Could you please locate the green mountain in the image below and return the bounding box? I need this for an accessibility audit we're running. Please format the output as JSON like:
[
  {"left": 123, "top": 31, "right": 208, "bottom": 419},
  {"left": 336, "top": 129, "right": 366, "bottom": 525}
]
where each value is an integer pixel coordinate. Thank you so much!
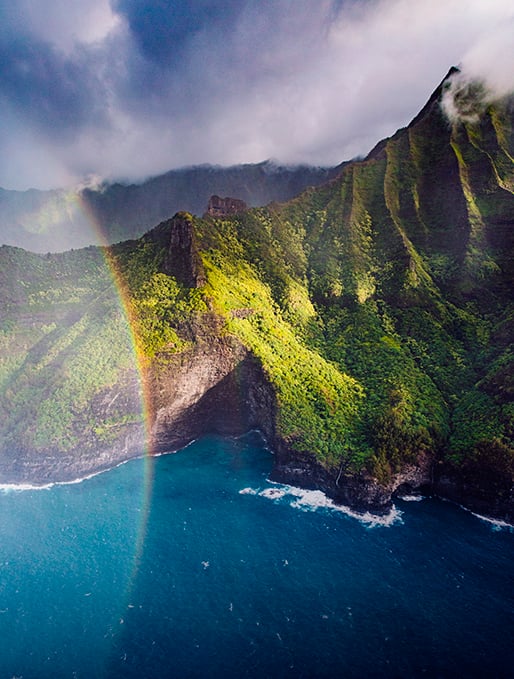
[{"left": 0, "top": 70, "right": 512, "bottom": 520}]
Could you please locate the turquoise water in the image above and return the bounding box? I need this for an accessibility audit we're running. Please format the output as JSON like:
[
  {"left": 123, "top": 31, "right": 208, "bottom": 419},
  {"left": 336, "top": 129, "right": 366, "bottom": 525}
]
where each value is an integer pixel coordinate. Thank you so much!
[{"left": 0, "top": 432, "right": 513, "bottom": 678}]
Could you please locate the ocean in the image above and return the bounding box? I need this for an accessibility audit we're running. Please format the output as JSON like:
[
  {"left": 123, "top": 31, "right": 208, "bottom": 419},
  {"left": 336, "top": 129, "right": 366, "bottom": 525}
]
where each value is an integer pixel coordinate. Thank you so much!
[{"left": 0, "top": 432, "right": 512, "bottom": 678}]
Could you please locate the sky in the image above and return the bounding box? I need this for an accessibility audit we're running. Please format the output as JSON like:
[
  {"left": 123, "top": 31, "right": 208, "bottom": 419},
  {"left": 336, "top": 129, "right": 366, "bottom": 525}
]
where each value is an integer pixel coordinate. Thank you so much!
[{"left": 0, "top": 0, "right": 513, "bottom": 191}]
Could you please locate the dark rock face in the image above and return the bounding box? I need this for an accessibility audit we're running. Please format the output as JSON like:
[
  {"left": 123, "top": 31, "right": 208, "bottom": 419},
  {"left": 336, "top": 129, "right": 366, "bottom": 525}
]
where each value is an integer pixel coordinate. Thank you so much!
[
  {"left": 147, "top": 332, "right": 276, "bottom": 454},
  {"left": 151, "top": 213, "right": 206, "bottom": 287},
  {"left": 434, "top": 464, "right": 514, "bottom": 524},
  {"left": 272, "top": 446, "right": 514, "bottom": 522},
  {"left": 206, "top": 195, "right": 248, "bottom": 218},
  {"left": 271, "top": 448, "right": 434, "bottom": 515}
]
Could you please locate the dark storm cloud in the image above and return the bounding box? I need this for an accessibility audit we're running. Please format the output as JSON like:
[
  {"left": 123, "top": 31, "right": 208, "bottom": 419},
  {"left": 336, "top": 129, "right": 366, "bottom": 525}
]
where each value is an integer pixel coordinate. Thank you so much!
[
  {"left": 0, "top": 0, "right": 513, "bottom": 190},
  {"left": 0, "top": 35, "right": 107, "bottom": 137},
  {"left": 112, "top": 0, "right": 243, "bottom": 65}
]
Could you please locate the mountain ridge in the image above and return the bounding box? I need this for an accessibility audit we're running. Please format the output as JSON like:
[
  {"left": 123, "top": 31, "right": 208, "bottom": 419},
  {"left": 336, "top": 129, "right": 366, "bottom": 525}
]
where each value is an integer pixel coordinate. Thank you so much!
[
  {"left": 0, "top": 71, "right": 512, "bottom": 520},
  {"left": 0, "top": 161, "right": 340, "bottom": 253}
]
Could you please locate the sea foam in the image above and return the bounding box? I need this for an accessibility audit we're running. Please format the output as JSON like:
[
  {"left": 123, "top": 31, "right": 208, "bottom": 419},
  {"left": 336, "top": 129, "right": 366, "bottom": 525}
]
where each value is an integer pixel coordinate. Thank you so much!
[
  {"left": 469, "top": 511, "right": 514, "bottom": 532},
  {"left": 239, "top": 487, "right": 258, "bottom": 496},
  {"left": 439, "top": 497, "right": 514, "bottom": 531},
  {"left": 0, "top": 481, "right": 55, "bottom": 493},
  {"left": 0, "top": 456, "right": 142, "bottom": 494},
  {"left": 240, "top": 482, "right": 402, "bottom": 528}
]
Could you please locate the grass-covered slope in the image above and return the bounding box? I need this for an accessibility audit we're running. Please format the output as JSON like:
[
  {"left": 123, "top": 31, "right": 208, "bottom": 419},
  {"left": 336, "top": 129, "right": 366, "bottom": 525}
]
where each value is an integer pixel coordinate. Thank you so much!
[
  {"left": 176, "top": 71, "right": 513, "bottom": 495},
  {"left": 0, "top": 71, "right": 512, "bottom": 512},
  {"left": 0, "top": 245, "right": 145, "bottom": 480}
]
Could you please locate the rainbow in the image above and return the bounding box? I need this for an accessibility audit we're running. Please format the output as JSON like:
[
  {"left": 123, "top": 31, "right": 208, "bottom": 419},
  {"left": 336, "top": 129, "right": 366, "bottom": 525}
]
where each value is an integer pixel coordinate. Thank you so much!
[
  {"left": 16, "top": 185, "right": 157, "bottom": 466},
  {"left": 74, "top": 192, "right": 156, "bottom": 588},
  {"left": 5, "top": 187, "right": 175, "bottom": 671}
]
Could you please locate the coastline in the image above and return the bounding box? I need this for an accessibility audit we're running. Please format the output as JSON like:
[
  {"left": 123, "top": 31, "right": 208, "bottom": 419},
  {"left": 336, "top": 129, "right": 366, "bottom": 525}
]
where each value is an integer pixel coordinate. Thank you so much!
[
  {"left": 270, "top": 443, "right": 514, "bottom": 526},
  {"left": 2, "top": 427, "right": 512, "bottom": 528}
]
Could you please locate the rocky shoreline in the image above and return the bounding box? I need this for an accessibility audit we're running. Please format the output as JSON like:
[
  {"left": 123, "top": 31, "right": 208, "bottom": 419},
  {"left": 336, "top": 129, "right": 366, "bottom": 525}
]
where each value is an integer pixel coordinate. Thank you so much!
[
  {"left": 0, "top": 305, "right": 511, "bottom": 522},
  {"left": 270, "top": 448, "right": 434, "bottom": 516},
  {"left": 2, "top": 348, "right": 512, "bottom": 524},
  {"left": 4, "top": 425, "right": 513, "bottom": 525},
  {"left": 272, "top": 451, "right": 514, "bottom": 524}
]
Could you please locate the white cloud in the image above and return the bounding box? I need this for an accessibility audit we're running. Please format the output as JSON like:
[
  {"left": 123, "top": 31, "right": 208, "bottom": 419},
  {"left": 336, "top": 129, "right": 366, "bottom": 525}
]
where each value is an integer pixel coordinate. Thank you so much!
[
  {"left": 1, "top": 0, "right": 513, "bottom": 190},
  {"left": 461, "top": 22, "right": 514, "bottom": 97},
  {"left": 17, "top": 0, "right": 122, "bottom": 52}
]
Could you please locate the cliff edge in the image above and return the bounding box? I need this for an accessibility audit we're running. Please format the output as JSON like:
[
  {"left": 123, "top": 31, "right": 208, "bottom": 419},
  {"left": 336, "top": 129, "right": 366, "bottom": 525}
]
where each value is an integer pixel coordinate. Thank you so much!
[{"left": 0, "top": 71, "right": 512, "bottom": 523}]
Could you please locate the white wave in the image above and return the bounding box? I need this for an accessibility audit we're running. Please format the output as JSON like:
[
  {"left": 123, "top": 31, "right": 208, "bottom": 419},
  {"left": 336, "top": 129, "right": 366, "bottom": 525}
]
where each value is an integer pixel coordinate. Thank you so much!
[
  {"left": 470, "top": 511, "right": 514, "bottom": 531},
  {"left": 287, "top": 487, "right": 402, "bottom": 528},
  {"left": 239, "top": 487, "right": 258, "bottom": 495},
  {"left": 0, "top": 470, "right": 102, "bottom": 493},
  {"left": 243, "top": 481, "right": 402, "bottom": 528},
  {"left": 440, "top": 497, "right": 514, "bottom": 531},
  {"left": 155, "top": 437, "right": 198, "bottom": 457},
  {"left": 397, "top": 494, "right": 424, "bottom": 502},
  {"left": 0, "top": 481, "right": 55, "bottom": 493},
  {"left": 0, "top": 455, "right": 146, "bottom": 494},
  {"left": 259, "top": 487, "right": 287, "bottom": 500}
]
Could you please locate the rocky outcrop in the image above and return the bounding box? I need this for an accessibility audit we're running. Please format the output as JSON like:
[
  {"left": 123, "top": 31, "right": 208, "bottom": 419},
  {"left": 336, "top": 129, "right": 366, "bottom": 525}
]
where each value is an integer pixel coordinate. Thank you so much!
[
  {"left": 271, "top": 447, "right": 434, "bottom": 514},
  {"left": 153, "top": 212, "right": 206, "bottom": 287},
  {"left": 206, "top": 195, "right": 247, "bottom": 218}
]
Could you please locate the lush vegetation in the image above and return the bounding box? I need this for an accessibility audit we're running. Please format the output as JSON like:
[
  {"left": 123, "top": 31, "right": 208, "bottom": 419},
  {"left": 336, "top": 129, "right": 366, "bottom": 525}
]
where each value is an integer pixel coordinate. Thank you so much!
[
  {"left": 109, "top": 238, "right": 207, "bottom": 358},
  {"left": 0, "top": 78, "right": 512, "bottom": 491},
  {"left": 0, "top": 246, "right": 142, "bottom": 455},
  {"left": 196, "top": 216, "right": 368, "bottom": 470},
  {"left": 187, "top": 85, "right": 514, "bottom": 482}
]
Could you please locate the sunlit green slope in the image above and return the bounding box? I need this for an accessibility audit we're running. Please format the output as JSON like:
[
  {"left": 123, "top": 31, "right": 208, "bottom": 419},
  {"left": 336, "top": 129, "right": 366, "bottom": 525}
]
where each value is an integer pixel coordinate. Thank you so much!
[
  {"left": 183, "top": 72, "right": 514, "bottom": 484},
  {"left": 0, "top": 71, "right": 512, "bottom": 496},
  {"left": 0, "top": 246, "right": 143, "bottom": 476}
]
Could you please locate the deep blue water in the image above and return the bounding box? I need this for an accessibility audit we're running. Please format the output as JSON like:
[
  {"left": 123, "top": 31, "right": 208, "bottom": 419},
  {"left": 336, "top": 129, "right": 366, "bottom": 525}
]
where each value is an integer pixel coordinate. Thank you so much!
[{"left": 0, "top": 433, "right": 513, "bottom": 678}]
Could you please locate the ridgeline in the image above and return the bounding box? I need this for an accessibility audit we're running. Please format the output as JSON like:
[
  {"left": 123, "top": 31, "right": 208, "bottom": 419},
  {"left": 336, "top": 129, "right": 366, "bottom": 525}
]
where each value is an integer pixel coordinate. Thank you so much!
[{"left": 0, "top": 70, "right": 512, "bottom": 520}]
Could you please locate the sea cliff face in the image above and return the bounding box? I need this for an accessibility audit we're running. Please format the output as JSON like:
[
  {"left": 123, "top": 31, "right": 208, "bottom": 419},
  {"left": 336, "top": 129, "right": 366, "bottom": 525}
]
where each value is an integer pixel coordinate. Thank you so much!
[
  {"left": 147, "top": 324, "right": 276, "bottom": 453},
  {"left": 271, "top": 448, "right": 434, "bottom": 514},
  {"left": 0, "top": 70, "right": 512, "bottom": 522}
]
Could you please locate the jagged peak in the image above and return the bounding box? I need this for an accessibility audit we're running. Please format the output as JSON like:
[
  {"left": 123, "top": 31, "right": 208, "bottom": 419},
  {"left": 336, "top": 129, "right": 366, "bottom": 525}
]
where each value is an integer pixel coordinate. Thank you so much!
[
  {"left": 407, "top": 66, "right": 460, "bottom": 128},
  {"left": 147, "top": 212, "right": 205, "bottom": 288},
  {"left": 365, "top": 67, "right": 461, "bottom": 161}
]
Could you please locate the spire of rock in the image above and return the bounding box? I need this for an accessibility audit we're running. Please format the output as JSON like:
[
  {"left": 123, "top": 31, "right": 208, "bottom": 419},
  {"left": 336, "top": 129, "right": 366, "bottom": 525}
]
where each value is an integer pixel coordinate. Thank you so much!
[{"left": 152, "top": 212, "right": 205, "bottom": 287}]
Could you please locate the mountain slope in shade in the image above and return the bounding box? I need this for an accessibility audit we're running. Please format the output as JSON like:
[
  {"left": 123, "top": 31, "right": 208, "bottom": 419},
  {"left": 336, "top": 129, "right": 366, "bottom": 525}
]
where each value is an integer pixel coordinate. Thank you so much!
[
  {"left": 0, "top": 70, "right": 512, "bottom": 521},
  {"left": 0, "top": 161, "right": 339, "bottom": 252}
]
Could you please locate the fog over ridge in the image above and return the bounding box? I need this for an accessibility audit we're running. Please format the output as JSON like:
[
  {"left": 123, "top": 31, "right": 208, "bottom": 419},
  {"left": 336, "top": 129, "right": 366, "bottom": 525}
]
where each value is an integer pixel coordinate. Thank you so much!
[{"left": 0, "top": 0, "right": 513, "bottom": 190}]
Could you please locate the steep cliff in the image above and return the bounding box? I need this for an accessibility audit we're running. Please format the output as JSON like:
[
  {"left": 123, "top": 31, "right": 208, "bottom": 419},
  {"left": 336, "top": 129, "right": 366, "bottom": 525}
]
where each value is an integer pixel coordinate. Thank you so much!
[{"left": 0, "top": 71, "right": 512, "bottom": 521}]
